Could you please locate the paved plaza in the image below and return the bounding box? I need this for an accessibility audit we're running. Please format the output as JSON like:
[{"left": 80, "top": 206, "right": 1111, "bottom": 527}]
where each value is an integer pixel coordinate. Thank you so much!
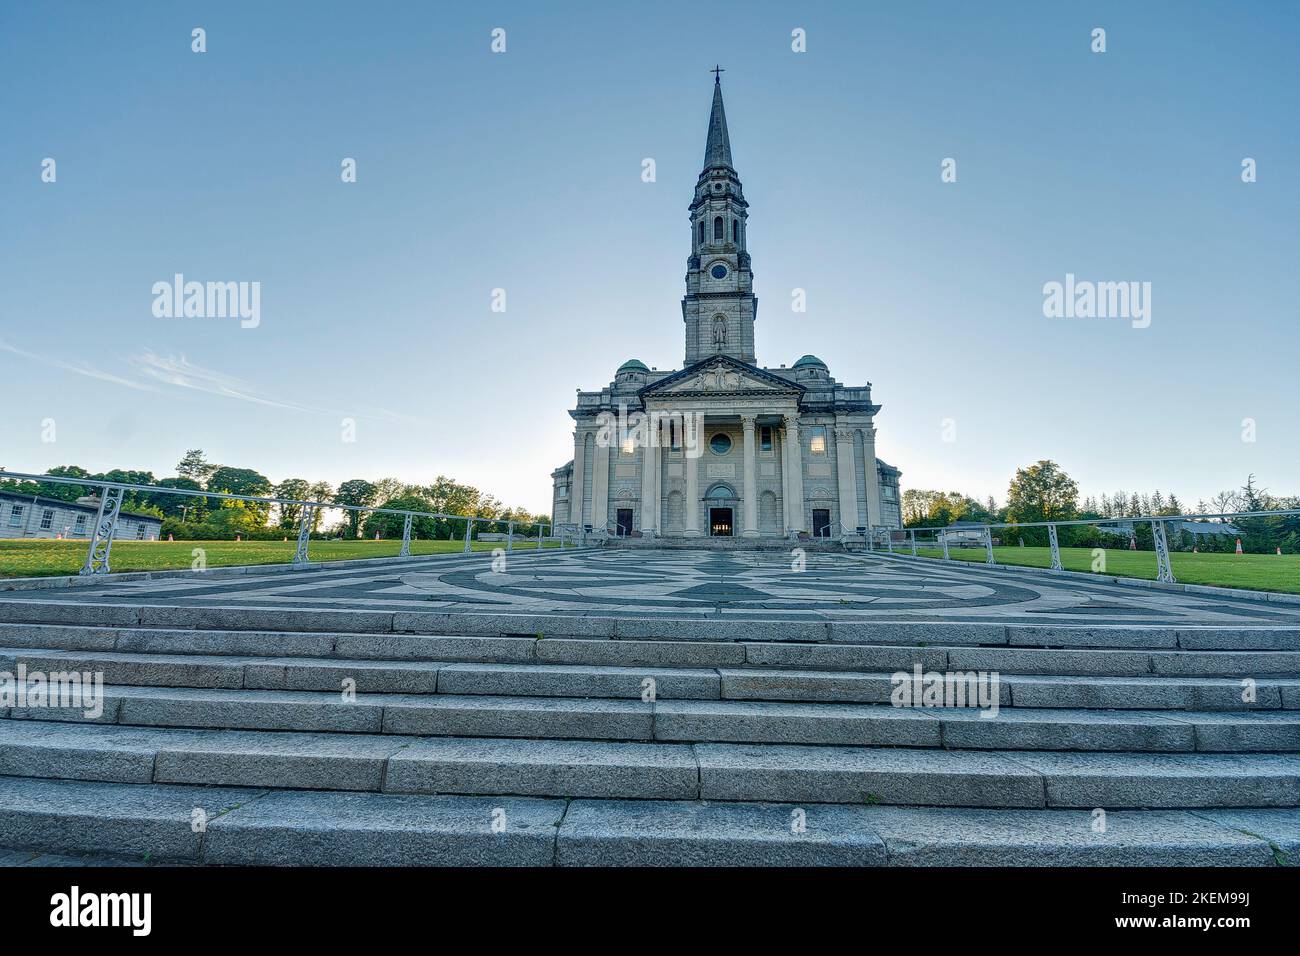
[{"left": 10, "top": 549, "right": 1300, "bottom": 627}]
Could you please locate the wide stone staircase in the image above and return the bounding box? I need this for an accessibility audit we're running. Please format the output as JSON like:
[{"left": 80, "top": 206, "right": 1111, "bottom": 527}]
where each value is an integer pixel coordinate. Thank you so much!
[{"left": 0, "top": 602, "right": 1297, "bottom": 865}]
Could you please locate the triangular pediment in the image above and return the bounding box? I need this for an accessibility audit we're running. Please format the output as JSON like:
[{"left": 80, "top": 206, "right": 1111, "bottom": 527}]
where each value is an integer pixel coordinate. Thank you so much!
[{"left": 640, "top": 355, "right": 803, "bottom": 398}]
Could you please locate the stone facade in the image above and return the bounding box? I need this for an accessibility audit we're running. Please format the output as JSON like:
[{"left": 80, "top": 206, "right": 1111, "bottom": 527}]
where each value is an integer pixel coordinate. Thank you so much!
[
  {"left": 0, "top": 491, "right": 162, "bottom": 541},
  {"left": 551, "top": 78, "right": 902, "bottom": 539}
]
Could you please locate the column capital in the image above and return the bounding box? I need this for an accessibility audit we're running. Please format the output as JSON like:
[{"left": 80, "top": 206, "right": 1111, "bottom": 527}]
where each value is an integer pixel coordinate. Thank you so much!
[
  {"left": 739, "top": 413, "right": 758, "bottom": 430},
  {"left": 834, "top": 427, "right": 855, "bottom": 444},
  {"left": 782, "top": 412, "right": 800, "bottom": 428}
]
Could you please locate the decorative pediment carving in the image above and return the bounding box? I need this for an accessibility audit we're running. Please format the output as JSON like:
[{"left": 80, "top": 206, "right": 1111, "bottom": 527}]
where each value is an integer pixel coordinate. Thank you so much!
[{"left": 641, "top": 356, "right": 801, "bottom": 398}]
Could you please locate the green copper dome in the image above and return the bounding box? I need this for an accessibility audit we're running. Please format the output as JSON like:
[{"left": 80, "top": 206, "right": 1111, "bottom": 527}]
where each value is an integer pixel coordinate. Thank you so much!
[
  {"left": 617, "top": 359, "right": 649, "bottom": 373},
  {"left": 792, "top": 354, "right": 827, "bottom": 369}
]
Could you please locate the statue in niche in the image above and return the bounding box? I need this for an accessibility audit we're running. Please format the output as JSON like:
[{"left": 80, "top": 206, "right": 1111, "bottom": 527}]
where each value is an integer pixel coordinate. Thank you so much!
[{"left": 712, "top": 316, "right": 727, "bottom": 350}]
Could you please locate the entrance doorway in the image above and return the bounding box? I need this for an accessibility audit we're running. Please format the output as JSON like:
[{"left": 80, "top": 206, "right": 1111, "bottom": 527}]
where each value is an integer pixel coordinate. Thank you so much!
[
  {"left": 709, "top": 508, "right": 733, "bottom": 536},
  {"left": 812, "top": 509, "right": 831, "bottom": 538},
  {"left": 616, "top": 508, "right": 634, "bottom": 537}
]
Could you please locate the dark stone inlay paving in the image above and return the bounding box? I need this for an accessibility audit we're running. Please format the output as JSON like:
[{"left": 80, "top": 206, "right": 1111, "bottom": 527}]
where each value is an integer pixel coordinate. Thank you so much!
[{"left": 7, "top": 548, "right": 1300, "bottom": 626}]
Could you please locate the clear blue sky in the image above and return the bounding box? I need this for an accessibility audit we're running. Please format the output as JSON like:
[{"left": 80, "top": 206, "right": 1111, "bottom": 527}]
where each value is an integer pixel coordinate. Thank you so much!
[{"left": 2, "top": 1, "right": 1296, "bottom": 513}]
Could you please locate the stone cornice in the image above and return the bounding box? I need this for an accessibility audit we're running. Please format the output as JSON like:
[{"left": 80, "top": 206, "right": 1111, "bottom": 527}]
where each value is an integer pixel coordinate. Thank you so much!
[
  {"left": 640, "top": 354, "right": 803, "bottom": 399},
  {"left": 799, "top": 401, "right": 880, "bottom": 415}
]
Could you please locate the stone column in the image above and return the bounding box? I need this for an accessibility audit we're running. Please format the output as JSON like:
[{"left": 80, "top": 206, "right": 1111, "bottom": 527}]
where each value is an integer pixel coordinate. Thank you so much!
[
  {"left": 783, "top": 414, "right": 805, "bottom": 533},
  {"left": 640, "top": 425, "right": 659, "bottom": 536},
  {"left": 570, "top": 429, "right": 586, "bottom": 528},
  {"left": 684, "top": 412, "right": 701, "bottom": 536},
  {"left": 834, "top": 425, "right": 860, "bottom": 535},
  {"left": 590, "top": 439, "right": 610, "bottom": 531},
  {"left": 740, "top": 414, "right": 759, "bottom": 536},
  {"left": 862, "top": 423, "right": 884, "bottom": 530}
]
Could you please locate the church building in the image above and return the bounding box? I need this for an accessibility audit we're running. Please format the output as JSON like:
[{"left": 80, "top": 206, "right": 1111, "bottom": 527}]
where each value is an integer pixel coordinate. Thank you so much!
[{"left": 551, "top": 76, "right": 902, "bottom": 540}]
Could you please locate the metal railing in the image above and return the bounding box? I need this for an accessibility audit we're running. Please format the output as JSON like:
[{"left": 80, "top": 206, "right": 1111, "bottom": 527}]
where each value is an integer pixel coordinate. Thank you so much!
[
  {"left": 885, "top": 508, "right": 1300, "bottom": 585},
  {"left": 0, "top": 470, "right": 585, "bottom": 576}
]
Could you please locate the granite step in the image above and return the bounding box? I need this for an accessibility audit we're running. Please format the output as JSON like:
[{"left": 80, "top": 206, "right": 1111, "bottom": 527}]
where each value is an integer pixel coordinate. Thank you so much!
[
  {"left": 3, "top": 624, "right": 1299, "bottom": 679},
  {"left": 0, "top": 775, "right": 1294, "bottom": 866},
  {"left": 0, "top": 613, "right": 1297, "bottom": 652},
  {"left": 7, "top": 683, "right": 1300, "bottom": 751},
  {"left": 3, "top": 720, "right": 1296, "bottom": 807},
  {"left": 7, "top": 685, "right": 657, "bottom": 739},
  {"left": 0, "top": 647, "right": 723, "bottom": 699},
  {"left": 555, "top": 801, "right": 1299, "bottom": 867},
  {"left": 3, "top": 645, "right": 1295, "bottom": 710},
  {"left": 1000, "top": 674, "right": 1300, "bottom": 711}
]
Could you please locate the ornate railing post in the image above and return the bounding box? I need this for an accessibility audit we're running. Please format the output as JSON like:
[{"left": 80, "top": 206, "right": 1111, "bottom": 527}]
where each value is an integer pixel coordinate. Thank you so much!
[
  {"left": 885, "top": 529, "right": 894, "bottom": 553},
  {"left": 506, "top": 520, "right": 514, "bottom": 553},
  {"left": 78, "top": 485, "right": 124, "bottom": 575},
  {"left": 293, "top": 504, "right": 315, "bottom": 567},
  {"left": 984, "top": 526, "right": 996, "bottom": 565},
  {"left": 463, "top": 517, "right": 473, "bottom": 554},
  {"left": 940, "top": 528, "right": 951, "bottom": 560},
  {"left": 538, "top": 524, "right": 545, "bottom": 550},
  {"left": 1152, "top": 519, "right": 1176, "bottom": 584},
  {"left": 399, "top": 513, "right": 413, "bottom": 558},
  {"left": 1048, "top": 523, "right": 1062, "bottom": 571},
  {"left": 909, "top": 529, "right": 917, "bottom": 556}
]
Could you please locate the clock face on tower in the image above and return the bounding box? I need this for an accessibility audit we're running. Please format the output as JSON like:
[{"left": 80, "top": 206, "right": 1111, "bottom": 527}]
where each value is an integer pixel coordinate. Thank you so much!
[{"left": 710, "top": 264, "right": 728, "bottom": 279}]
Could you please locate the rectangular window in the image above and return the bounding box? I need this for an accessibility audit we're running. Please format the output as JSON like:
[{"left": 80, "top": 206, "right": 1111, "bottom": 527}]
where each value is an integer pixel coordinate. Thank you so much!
[
  {"left": 136, "top": 524, "right": 147, "bottom": 540},
  {"left": 808, "top": 425, "right": 827, "bottom": 456},
  {"left": 74, "top": 514, "right": 87, "bottom": 534},
  {"left": 760, "top": 426, "right": 772, "bottom": 452},
  {"left": 40, "top": 509, "right": 54, "bottom": 530},
  {"left": 669, "top": 420, "right": 681, "bottom": 451},
  {"left": 8, "top": 505, "right": 23, "bottom": 527}
]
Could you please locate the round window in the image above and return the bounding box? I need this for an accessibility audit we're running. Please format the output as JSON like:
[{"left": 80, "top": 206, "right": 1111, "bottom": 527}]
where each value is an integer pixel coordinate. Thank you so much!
[
  {"left": 709, "top": 433, "right": 733, "bottom": 454},
  {"left": 710, "top": 264, "right": 728, "bottom": 279}
]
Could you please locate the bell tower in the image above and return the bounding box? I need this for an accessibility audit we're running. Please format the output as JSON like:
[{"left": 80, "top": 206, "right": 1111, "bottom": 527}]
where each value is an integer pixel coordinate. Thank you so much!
[{"left": 682, "top": 69, "right": 757, "bottom": 366}]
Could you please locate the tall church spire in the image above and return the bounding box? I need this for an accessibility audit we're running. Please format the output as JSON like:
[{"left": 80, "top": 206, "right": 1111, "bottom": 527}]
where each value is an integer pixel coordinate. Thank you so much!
[
  {"left": 703, "top": 71, "right": 733, "bottom": 171},
  {"left": 683, "top": 72, "right": 756, "bottom": 366}
]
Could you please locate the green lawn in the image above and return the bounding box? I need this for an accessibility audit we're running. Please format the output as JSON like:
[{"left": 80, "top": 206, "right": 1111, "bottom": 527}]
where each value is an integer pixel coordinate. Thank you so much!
[
  {"left": 0, "top": 538, "right": 560, "bottom": 579},
  {"left": 909, "top": 545, "right": 1300, "bottom": 594}
]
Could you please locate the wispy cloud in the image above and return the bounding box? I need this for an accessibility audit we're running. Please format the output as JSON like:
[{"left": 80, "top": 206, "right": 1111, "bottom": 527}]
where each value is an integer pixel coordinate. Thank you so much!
[
  {"left": 129, "top": 350, "right": 422, "bottom": 423},
  {"left": 129, "top": 350, "right": 321, "bottom": 413},
  {"left": 0, "top": 338, "right": 160, "bottom": 391},
  {"left": 1, "top": 338, "right": 421, "bottom": 424}
]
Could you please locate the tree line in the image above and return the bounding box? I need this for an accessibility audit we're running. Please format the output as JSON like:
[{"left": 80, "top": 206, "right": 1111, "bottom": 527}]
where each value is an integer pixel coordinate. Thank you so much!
[
  {"left": 1, "top": 450, "right": 547, "bottom": 541},
  {"left": 902, "top": 461, "right": 1299, "bottom": 554}
]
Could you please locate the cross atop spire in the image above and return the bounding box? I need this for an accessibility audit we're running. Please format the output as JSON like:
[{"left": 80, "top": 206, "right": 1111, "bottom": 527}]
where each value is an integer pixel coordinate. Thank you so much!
[{"left": 702, "top": 70, "right": 733, "bottom": 170}]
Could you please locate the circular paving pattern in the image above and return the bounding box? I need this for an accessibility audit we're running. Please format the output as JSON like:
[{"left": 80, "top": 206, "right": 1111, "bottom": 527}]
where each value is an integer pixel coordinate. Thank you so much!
[
  {"left": 394, "top": 549, "right": 1300, "bottom": 624},
  {"left": 406, "top": 550, "right": 1055, "bottom": 615},
  {"left": 20, "top": 547, "right": 1300, "bottom": 625}
]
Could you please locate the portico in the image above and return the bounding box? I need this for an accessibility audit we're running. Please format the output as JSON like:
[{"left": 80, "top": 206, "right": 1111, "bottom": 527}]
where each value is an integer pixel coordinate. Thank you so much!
[{"left": 639, "top": 361, "right": 803, "bottom": 538}]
